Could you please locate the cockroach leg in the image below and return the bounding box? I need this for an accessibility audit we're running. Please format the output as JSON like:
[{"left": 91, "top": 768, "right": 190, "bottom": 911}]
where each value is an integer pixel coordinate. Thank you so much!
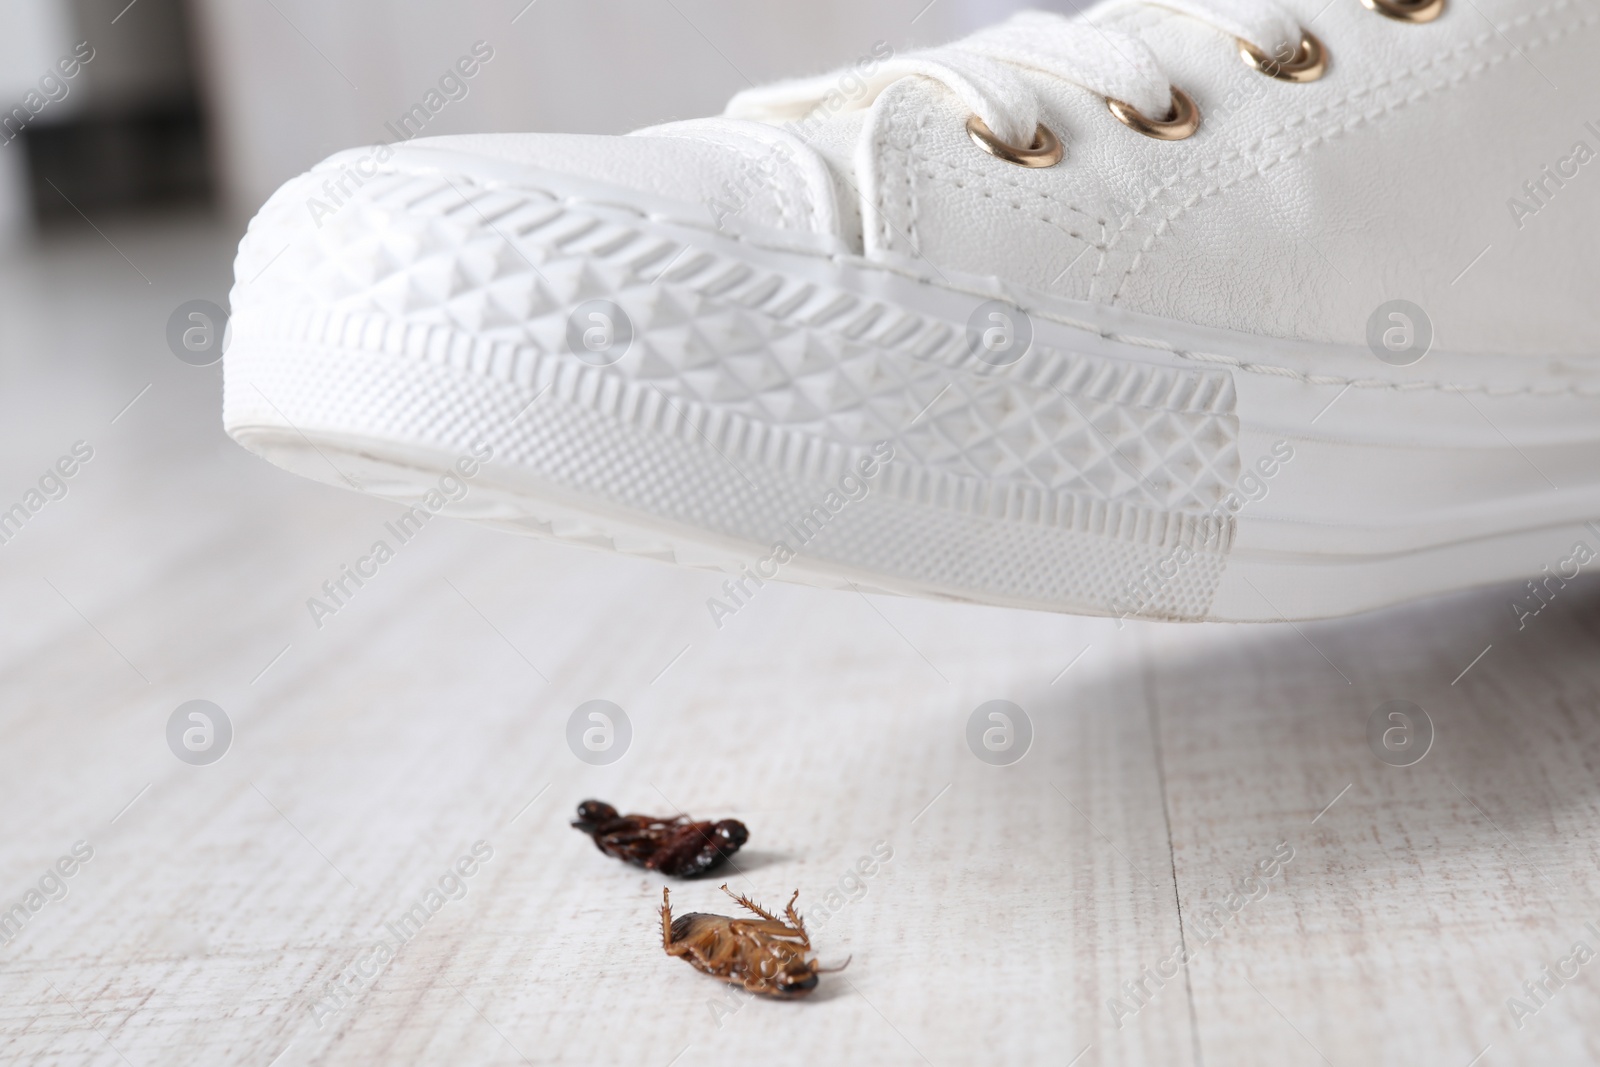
[
  {"left": 783, "top": 890, "right": 809, "bottom": 942},
  {"left": 721, "top": 883, "right": 783, "bottom": 923},
  {"left": 660, "top": 887, "right": 677, "bottom": 954}
]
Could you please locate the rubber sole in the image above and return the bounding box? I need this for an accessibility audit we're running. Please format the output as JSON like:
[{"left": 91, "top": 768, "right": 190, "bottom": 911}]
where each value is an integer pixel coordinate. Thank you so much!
[{"left": 223, "top": 148, "right": 1600, "bottom": 621}]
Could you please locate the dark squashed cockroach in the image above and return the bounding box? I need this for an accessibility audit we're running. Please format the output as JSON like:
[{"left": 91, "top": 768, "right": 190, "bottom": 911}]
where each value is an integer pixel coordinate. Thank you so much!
[
  {"left": 571, "top": 799, "right": 748, "bottom": 878},
  {"left": 660, "top": 884, "right": 848, "bottom": 997}
]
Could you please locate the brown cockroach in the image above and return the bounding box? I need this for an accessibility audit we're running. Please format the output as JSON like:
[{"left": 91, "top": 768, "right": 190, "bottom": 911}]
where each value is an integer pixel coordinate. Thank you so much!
[
  {"left": 660, "top": 884, "right": 848, "bottom": 997},
  {"left": 572, "top": 799, "right": 748, "bottom": 878}
]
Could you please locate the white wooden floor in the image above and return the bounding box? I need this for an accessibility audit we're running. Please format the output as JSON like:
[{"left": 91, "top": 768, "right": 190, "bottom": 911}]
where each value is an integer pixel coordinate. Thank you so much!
[{"left": 2, "top": 219, "right": 1598, "bottom": 1067}]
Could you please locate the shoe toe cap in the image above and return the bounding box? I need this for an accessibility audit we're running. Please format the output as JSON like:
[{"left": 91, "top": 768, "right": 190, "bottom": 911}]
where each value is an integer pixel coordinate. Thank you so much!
[
  {"left": 280, "top": 118, "right": 850, "bottom": 243},
  {"left": 230, "top": 119, "right": 856, "bottom": 326}
]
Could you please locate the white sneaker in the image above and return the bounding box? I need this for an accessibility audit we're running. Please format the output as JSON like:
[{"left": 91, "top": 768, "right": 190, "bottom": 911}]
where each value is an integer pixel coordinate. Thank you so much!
[{"left": 223, "top": 0, "right": 1600, "bottom": 622}]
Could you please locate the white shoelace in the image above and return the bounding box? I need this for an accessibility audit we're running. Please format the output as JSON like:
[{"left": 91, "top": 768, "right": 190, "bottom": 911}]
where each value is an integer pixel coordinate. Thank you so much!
[{"left": 726, "top": 1, "right": 1303, "bottom": 146}]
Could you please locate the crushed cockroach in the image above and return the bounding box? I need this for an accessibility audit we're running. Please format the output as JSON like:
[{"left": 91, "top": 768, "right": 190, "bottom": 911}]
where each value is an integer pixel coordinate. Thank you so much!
[
  {"left": 571, "top": 799, "right": 748, "bottom": 878},
  {"left": 660, "top": 884, "right": 848, "bottom": 997}
]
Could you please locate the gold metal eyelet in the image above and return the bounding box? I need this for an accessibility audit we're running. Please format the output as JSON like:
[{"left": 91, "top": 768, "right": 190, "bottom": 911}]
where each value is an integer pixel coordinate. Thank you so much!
[
  {"left": 1105, "top": 86, "right": 1201, "bottom": 141},
  {"left": 965, "top": 115, "right": 1065, "bottom": 168},
  {"left": 1238, "top": 28, "right": 1328, "bottom": 82},
  {"left": 1361, "top": 0, "right": 1445, "bottom": 23}
]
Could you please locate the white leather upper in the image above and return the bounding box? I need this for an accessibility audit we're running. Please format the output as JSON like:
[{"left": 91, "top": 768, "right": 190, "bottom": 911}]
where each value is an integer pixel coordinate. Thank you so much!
[
  {"left": 845, "top": 0, "right": 1600, "bottom": 354},
  {"left": 389, "top": 0, "right": 1600, "bottom": 356}
]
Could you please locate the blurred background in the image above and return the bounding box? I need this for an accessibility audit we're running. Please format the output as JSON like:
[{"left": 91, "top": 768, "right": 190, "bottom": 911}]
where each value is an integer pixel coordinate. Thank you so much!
[{"left": 0, "top": 0, "right": 1033, "bottom": 244}]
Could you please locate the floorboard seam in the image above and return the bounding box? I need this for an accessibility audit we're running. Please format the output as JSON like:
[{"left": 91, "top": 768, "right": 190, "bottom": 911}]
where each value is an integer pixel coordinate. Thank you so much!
[{"left": 1140, "top": 641, "right": 1204, "bottom": 1067}]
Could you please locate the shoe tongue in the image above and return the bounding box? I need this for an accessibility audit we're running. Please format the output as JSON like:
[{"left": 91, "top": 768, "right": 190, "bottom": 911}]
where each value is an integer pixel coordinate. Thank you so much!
[
  {"left": 770, "top": 107, "right": 868, "bottom": 250},
  {"left": 788, "top": 107, "right": 867, "bottom": 193}
]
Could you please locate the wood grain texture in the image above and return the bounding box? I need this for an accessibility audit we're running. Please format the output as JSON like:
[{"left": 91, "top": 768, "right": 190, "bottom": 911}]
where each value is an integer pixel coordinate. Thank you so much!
[{"left": 0, "top": 223, "right": 1596, "bottom": 1067}]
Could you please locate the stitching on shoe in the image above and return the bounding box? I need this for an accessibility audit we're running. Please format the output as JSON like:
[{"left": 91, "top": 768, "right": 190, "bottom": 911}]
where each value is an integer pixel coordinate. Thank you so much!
[
  {"left": 1107, "top": 2, "right": 1598, "bottom": 303},
  {"left": 907, "top": 100, "right": 933, "bottom": 256},
  {"left": 910, "top": 167, "right": 1109, "bottom": 251},
  {"left": 872, "top": 89, "right": 901, "bottom": 252},
  {"left": 891, "top": 91, "right": 910, "bottom": 252},
  {"left": 1163, "top": 345, "right": 1592, "bottom": 396},
  {"left": 878, "top": 87, "right": 1117, "bottom": 270},
  {"left": 891, "top": 86, "right": 923, "bottom": 254},
  {"left": 874, "top": 82, "right": 931, "bottom": 257},
  {"left": 908, "top": 152, "right": 1112, "bottom": 235}
]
